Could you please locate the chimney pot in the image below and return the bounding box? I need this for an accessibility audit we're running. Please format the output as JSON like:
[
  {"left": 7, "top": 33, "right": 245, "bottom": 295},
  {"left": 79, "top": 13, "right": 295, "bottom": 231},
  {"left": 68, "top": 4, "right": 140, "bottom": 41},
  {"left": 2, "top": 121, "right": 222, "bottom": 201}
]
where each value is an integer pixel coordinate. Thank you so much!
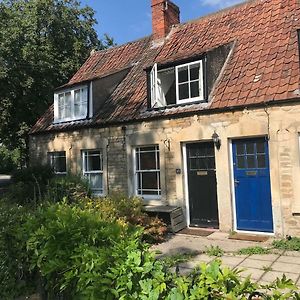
[{"left": 151, "top": 0, "right": 180, "bottom": 40}]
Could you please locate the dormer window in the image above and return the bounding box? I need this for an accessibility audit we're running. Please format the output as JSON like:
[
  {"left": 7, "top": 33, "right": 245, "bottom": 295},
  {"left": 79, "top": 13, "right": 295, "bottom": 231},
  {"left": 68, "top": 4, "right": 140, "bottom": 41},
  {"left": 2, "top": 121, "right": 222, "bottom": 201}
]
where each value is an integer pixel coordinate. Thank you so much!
[
  {"left": 54, "top": 85, "right": 88, "bottom": 123},
  {"left": 150, "top": 59, "right": 204, "bottom": 108}
]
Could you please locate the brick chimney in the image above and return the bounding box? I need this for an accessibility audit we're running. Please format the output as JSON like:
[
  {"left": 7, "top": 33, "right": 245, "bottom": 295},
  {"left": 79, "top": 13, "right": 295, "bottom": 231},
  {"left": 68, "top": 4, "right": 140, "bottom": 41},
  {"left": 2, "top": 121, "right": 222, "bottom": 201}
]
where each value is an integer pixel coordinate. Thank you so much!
[{"left": 152, "top": 0, "right": 180, "bottom": 40}]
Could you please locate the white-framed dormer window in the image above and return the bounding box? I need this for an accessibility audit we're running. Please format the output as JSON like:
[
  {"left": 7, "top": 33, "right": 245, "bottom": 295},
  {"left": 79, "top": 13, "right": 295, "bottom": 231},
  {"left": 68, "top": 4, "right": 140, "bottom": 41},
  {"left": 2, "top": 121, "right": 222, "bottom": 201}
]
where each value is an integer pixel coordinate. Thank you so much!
[
  {"left": 54, "top": 85, "right": 88, "bottom": 123},
  {"left": 176, "top": 60, "right": 204, "bottom": 103},
  {"left": 48, "top": 151, "right": 67, "bottom": 175},
  {"left": 150, "top": 59, "right": 204, "bottom": 108},
  {"left": 134, "top": 145, "right": 161, "bottom": 198},
  {"left": 82, "top": 150, "right": 103, "bottom": 195}
]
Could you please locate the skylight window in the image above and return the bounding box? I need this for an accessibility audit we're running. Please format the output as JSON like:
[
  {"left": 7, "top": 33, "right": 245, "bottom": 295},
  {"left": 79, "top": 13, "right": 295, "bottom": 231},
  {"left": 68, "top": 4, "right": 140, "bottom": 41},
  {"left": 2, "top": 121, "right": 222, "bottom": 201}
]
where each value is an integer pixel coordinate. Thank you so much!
[{"left": 54, "top": 85, "right": 88, "bottom": 123}]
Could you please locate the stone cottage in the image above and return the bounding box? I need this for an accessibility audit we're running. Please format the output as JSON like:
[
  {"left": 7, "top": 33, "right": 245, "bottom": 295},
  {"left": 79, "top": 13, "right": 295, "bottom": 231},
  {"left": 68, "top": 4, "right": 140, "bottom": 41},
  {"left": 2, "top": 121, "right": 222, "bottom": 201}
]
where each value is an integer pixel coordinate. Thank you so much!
[{"left": 30, "top": 0, "right": 300, "bottom": 236}]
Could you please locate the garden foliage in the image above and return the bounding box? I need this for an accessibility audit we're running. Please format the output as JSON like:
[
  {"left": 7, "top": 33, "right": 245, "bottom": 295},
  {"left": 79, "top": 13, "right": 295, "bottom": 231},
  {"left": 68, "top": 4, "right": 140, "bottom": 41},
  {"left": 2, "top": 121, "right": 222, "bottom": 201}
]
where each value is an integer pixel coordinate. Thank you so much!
[{"left": 0, "top": 173, "right": 300, "bottom": 299}]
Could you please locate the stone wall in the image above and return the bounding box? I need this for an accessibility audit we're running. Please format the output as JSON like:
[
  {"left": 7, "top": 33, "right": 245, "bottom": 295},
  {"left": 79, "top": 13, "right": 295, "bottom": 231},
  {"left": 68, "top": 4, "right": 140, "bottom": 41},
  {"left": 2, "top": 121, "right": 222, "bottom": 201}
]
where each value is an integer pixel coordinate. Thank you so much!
[{"left": 29, "top": 102, "right": 300, "bottom": 236}]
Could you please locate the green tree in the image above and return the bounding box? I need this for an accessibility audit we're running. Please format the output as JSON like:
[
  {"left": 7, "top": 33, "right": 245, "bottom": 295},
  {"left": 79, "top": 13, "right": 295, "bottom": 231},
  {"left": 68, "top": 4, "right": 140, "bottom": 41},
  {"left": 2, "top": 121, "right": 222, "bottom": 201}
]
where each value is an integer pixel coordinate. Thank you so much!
[{"left": 0, "top": 0, "right": 113, "bottom": 167}]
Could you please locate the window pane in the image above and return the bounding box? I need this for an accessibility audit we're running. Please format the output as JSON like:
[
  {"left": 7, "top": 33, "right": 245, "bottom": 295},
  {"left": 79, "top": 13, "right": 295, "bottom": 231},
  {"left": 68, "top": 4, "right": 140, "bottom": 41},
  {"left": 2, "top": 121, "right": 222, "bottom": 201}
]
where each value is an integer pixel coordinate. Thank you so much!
[
  {"left": 207, "top": 157, "right": 216, "bottom": 170},
  {"left": 142, "top": 172, "right": 158, "bottom": 189},
  {"left": 49, "top": 152, "right": 66, "bottom": 173},
  {"left": 256, "top": 141, "right": 265, "bottom": 154},
  {"left": 81, "top": 87, "right": 88, "bottom": 103},
  {"left": 179, "top": 83, "right": 189, "bottom": 100},
  {"left": 88, "top": 173, "right": 102, "bottom": 191},
  {"left": 257, "top": 154, "right": 266, "bottom": 168},
  {"left": 236, "top": 143, "right": 245, "bottom": 155},
  {"left": 140, "top": 151, "right": 156, "bottom": 170},
  {"left": 74, "top": 90, "right": 81, "bottom": 117},
  {"left": 198, "top": 158, "right": 206, "bottom": 170},
  {"left": 189, "top": 158, "right": 198, "bottom": 170},
  {"left": 178, "top": 66, "right": 188, "bottom": 83},
  {"left": 190, "top": 63, "right": 200, "bottom": 81},
  {"left": 246, "top": 142, "right": 255, "bottom": 154},
  {"left": 84, "top": 151, "right": 102, "bottom": 171},
  {"left": 190, "top": 81, "right": 200, "bottom": 98},
  {"left": 237, "top": 156, "right": 245, "bottom": 169},
  {"left": 135, "top": 146, "right": 160, "bottom": 196},
  {"left": 247, "top": 155, "right": 256, "bottom": 168},
  {"left": 64, "top": 92, "right": 72, "bottom": 118}
]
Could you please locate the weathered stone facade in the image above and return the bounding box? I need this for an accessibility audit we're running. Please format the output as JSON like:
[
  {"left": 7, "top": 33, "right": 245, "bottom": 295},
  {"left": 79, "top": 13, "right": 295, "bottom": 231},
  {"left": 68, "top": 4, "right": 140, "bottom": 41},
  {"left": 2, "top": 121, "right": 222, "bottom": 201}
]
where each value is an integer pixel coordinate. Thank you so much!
[{"left": 29, "top": 102, "right": 300, "bottom": 236}]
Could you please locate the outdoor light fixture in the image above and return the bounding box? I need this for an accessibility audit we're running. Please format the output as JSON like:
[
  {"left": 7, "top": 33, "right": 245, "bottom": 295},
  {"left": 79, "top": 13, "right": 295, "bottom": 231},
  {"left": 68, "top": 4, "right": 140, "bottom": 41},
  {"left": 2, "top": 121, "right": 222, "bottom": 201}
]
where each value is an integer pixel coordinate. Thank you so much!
[{"left": 212, "top": 131, "right": 221, "bottom": 150}]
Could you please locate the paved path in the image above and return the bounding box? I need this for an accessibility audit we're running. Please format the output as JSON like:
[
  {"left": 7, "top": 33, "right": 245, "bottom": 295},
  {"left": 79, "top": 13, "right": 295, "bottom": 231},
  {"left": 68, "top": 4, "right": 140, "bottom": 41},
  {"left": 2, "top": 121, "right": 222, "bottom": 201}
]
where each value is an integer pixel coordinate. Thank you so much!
[{"left": 152, "top": 232, "right": 300, "bottom": 286}]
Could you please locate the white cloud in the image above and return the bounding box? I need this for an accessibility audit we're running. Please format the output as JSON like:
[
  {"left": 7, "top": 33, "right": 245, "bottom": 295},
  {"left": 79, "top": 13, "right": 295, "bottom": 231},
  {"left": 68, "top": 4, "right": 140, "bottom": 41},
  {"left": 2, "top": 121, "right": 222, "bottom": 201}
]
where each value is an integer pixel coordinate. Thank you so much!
[{"left": 200, "top": 0, "right": 245, "bottom": 9}]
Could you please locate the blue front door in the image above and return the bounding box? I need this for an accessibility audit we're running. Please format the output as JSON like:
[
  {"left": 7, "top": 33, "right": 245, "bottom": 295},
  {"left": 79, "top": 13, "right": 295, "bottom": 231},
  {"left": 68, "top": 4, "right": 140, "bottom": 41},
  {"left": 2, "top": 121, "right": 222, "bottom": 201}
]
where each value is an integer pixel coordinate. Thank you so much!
[{"left": 232, "top": 138, "right": 273, "bottom": 232}]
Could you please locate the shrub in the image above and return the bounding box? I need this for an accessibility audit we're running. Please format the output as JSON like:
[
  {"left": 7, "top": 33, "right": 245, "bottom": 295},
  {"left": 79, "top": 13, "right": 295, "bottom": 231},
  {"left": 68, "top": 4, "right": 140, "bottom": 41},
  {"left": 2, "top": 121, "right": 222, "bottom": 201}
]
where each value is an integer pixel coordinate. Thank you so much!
[
  {"left": 6, "top": 165, "right": 54, "bottom": 205},
  {"left": 17, "top": 201, "right": 300, "bottom": 299},
  {"left": 84, "top": 193, "right": 144, "bottom": 220},
  {"left": 83, "top": 194, "right": 168, "bottom": 243},
  {"left": 0, "top": 145, "right": 21, "bottom": 173},
  {"left": 45, "top": 174, "right": 91, "bottom": 203},
  {"left": 0, "top": 200, "right": 34, "bottom": 299},
  {"left": 136, "top": 215, "right": 168, "bottom": 244},
  {"left": 26, "top": 202, "right": 149, "bottom": 298}
]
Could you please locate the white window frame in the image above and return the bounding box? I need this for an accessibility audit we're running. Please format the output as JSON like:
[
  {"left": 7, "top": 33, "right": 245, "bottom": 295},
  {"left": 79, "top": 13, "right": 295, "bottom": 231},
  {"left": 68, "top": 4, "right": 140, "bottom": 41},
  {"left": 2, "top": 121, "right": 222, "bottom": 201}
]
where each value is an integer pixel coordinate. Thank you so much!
[
  {"left": 54, "top": 84, "right": 88, "bottom": 123},
  {"left": 134, "top": 145, "right": 161, "bottom": 199},
  {"left": 150, "top": 60, "right": 204, "bottom": 108},
  {"left": 150, "top": 63, "right": 158, "bottom": 107},
  {"left": 82, "top": 149, "right": 104, "bottom": 195},
  {"left": 48, "top": 151, "right": 67, "bottom": 175},
  {"left": 175, "top": 60, "right": 204, "bottom": 104}
]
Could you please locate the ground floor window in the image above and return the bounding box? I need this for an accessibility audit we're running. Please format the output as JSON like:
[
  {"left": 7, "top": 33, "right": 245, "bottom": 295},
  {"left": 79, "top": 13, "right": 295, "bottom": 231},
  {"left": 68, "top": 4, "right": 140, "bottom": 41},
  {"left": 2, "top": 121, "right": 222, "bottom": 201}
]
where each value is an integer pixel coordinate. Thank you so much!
[
  {"left": 82, "top": 150, "right": 103, "bottom": 194},
  {"left": 48, "top": 151, "right": 67, "bottom": 175},
  {"left": 135, "top": 145, "right": 161, "bottom": 197}
]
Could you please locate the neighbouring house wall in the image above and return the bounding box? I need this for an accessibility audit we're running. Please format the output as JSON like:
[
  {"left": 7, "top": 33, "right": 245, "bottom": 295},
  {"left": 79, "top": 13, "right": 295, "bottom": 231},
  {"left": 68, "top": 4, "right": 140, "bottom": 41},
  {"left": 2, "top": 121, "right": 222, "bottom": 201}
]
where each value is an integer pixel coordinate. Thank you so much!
[{"left": 29, "top": 102, "right": 300, "bottom": 237}]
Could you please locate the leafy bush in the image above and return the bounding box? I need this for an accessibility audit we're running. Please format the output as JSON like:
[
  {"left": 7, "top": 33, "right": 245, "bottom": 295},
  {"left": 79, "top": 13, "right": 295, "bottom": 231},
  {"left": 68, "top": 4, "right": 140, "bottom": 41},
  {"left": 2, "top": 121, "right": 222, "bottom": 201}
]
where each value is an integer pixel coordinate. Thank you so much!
[
  {"left": 45, "top": 174, "right": 91, "bottom": 203},
  {"left": 26, "top": 202, "right": 150, "bottom": 298},
  {"left": 0, "top": 200, "right": 34, "bottom": 299},
  {"left": 6, "top": 165, "right": 54, "bottom": 205},
  {"left": 83, "top": 194, "right": 168, "bottom": 243},
  {"left": 0, "top": 144, "right": 21, "bottom": 173},
  {"left": 273, "top": 237, "right": 300, "bottom": 251},
  {"left": 84, "top": 193, "right": 144, "bottom": 220},
  {"left": 136, "top": 215, "right": 168, "bottom": 244},
  {"left": 7, "top": 200, "right": 298, "bottom": 299}
]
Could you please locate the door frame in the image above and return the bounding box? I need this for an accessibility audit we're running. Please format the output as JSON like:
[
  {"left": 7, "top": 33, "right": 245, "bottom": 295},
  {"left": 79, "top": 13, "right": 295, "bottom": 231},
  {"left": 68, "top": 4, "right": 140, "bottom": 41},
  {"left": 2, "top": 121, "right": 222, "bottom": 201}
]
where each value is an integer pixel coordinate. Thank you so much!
[
  {"left": 229, "top": 137, "right": 275, "bottom": 235},
  {"left": 182, "top": 141, "right": 218, "bottom": 228}
]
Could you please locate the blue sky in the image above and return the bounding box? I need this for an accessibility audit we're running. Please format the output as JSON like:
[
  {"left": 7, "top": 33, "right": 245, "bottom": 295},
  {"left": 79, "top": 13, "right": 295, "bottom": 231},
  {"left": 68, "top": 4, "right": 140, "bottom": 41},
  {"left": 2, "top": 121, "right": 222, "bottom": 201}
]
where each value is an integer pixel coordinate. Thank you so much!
[{"left": 81, "top": 0, "right": 245, "bottom": 45}]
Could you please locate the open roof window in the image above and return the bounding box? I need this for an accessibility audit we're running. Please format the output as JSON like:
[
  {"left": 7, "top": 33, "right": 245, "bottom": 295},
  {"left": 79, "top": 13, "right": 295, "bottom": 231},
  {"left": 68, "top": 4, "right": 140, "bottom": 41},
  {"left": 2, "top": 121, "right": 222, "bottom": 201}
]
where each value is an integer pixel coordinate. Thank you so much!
[
  {"left": 148, "top": 42, "right": 234, "bottom": 109},
  {"left": 150, "top": 60, "right": 204, "bottom": 108}
]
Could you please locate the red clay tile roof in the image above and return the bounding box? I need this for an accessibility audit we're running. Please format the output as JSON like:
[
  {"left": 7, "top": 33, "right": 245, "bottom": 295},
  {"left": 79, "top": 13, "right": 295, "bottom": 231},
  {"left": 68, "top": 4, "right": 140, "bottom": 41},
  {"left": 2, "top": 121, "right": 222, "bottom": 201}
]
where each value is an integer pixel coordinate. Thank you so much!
[{"left": 31, "top": 0, "right": 300, "bottom": 134}]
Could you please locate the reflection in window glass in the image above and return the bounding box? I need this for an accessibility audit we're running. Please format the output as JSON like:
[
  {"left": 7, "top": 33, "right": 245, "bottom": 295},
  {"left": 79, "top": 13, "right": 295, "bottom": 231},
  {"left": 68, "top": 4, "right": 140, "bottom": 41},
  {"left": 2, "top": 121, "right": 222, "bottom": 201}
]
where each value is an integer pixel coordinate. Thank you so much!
[
  {"left": 246, "top": 143, "right": 255, "bottom": 154},
  {"left": 135, "top": 146, "right": 161, "bottom": 196},
  {"left": 83, "top": 150, "right": 103, "bottom": 194},
  {"left": 48, "top": 151, "right": 67, "bottom": 174}
]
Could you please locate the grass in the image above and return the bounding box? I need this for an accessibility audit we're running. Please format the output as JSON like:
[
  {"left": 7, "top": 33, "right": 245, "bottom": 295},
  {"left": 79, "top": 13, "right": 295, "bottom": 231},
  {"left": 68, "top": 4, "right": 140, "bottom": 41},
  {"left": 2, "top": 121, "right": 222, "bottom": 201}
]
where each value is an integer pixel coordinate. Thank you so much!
[
  {"left": 160, "top": 251, "right": 199, "bottom": 268},
  {"left": 272, "top": 237, "right": 300, "bottom": 251},
  {"left": 237, "top": 246, "right": 271, "bottom": 255},
  {"left": 205, "top": 245, "right": 224, "bottom": 257}
]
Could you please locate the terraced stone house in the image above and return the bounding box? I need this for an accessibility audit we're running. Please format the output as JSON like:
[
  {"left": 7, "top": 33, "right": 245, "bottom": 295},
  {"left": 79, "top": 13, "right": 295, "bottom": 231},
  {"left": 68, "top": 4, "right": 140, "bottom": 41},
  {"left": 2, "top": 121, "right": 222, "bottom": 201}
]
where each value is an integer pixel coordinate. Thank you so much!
[{"left": 30, "top": 0, "right": 300, "bottom": 236}]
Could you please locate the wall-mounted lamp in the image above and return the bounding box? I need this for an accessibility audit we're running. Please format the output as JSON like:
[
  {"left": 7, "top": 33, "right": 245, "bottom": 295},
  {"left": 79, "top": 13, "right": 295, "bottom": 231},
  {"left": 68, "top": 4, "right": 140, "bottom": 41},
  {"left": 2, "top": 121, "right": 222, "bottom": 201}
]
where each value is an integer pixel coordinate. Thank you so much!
[{"left": 212, "top": 131, "right": 221, "bottom": 150}]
